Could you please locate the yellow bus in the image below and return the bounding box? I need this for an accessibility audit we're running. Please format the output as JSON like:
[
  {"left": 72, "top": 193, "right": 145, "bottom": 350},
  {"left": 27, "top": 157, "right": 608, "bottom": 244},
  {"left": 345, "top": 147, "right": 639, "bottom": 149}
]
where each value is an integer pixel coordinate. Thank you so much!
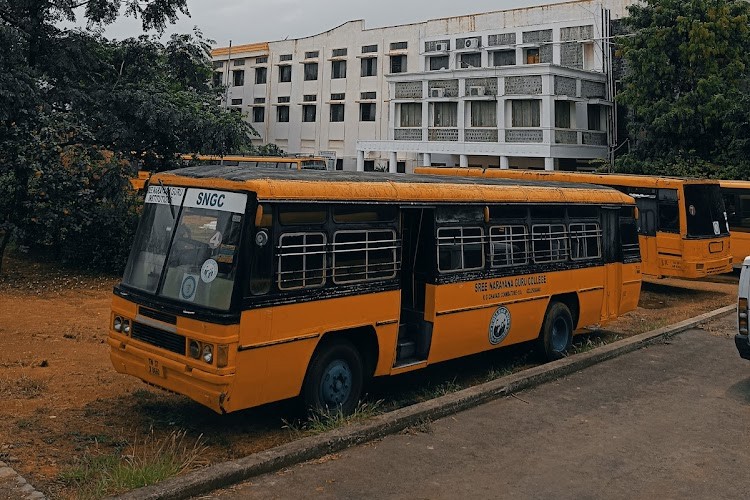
[
  {"left": 720, "top": 180, "right": 750, "bottom": 267},
  {"left": 417, "top": 168, "right": 732, "bottom": 279},
  {"left": 109, "top": 167, "right": 641, "bottom": 414},
  {"left": 180, "top": 154, "right": 330, "bottom": 171}
]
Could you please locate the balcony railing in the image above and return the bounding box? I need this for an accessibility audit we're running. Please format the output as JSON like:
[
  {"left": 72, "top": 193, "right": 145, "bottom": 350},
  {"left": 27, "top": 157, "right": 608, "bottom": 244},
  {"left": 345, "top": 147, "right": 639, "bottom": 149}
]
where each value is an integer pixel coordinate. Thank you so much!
[
  {"left": 465, "top": 128, "right": 498, "bottom": 142},
  {"left": 428, "top": 128, "right": 459, "bottom": 141},
  {"left": 395, "top": 128, "right": 423, "bottom": 141}
]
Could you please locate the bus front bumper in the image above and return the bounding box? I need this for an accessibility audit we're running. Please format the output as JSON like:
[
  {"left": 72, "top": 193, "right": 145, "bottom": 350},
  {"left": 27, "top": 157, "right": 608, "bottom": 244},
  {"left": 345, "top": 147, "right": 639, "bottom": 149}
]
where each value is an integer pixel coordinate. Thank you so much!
[
  {"left": 681, "top": 256, "right": 733, "bottom": 278},
  {"left": 108, "top": 336, "right": 233, "bottom": 413},
  {"left": 735, "top": 334, "right": 750, "bottom": 361}
]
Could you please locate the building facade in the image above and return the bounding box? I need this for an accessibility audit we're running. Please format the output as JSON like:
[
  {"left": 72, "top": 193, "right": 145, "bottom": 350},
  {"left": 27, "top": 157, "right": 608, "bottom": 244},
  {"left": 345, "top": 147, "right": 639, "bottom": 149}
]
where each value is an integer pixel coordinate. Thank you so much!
[{"left": 211, "top": 0, "right": 636, "bottom": 172}]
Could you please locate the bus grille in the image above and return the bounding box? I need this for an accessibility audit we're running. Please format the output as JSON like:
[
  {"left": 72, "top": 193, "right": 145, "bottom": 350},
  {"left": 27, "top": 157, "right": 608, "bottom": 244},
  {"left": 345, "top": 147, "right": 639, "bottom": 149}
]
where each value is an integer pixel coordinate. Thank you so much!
[
  {"left": 139, "top": 307, "right": 177, "bottom": 325},
  {"left": 132, "top": 322, "right": 185, "bottom": 355}
]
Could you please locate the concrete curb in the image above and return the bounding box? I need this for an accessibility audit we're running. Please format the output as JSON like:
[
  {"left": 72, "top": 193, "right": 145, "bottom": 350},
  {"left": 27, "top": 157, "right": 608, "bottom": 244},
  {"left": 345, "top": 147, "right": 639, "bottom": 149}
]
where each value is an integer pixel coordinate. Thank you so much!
[
  {"left": 0, "top": 460, "right": 46, "bottom": 499},
  {"left": 113, "top": 304, "right": 736, "bottom": 500}
]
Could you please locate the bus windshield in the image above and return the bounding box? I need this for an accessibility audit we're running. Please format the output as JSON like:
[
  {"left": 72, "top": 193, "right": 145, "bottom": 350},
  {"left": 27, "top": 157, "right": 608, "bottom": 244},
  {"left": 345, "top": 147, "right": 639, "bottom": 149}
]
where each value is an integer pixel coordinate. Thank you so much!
[
  {"left": 122, "top": 186, "right": 247, "bottom": 310},
  {"left": 684, "top": 184, "right": 729, "bottom": 238}
]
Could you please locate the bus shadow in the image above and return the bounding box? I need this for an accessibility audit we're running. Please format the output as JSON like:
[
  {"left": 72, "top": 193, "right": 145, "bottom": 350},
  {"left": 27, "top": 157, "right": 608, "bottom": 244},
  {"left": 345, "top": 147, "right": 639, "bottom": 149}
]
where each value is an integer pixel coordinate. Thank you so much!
[{"left": 726, "top": 376, "right": 750, "bottom": 405}]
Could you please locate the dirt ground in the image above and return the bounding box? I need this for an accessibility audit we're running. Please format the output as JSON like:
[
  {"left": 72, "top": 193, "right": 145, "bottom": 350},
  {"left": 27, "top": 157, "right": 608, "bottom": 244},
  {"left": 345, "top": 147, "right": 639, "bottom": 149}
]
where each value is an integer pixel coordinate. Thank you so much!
[{"left": 0, "top": 255, "right": 739, "bottom": 499}]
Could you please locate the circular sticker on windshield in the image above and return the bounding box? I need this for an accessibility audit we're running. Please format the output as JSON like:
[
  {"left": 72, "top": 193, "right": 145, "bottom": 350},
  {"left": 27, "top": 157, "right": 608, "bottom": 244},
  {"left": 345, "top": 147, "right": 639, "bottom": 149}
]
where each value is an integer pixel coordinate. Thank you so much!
[
  {"left": 209, "top": 231, "right": 222, "bottom": 249},
  {"left": 180, "top": 274, "right": 198, "bottom": 301},
  {"left": 489, "top": 306, "right": 511, "bottom": 345},
  {"left": 200, "top": 259, "right": 219, "bottom": 283}
]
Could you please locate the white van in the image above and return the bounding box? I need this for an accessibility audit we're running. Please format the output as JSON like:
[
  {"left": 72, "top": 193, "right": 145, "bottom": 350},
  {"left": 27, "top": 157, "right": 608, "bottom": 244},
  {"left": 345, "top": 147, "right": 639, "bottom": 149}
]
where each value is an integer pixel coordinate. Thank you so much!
[{"left": 737, "top": 256, "right": 750, "bottom": 360}]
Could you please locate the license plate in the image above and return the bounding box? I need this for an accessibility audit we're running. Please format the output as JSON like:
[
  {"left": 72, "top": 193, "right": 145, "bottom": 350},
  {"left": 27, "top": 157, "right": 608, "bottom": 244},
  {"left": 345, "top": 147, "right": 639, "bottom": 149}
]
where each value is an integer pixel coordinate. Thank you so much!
[{"left": 146, "top": 358, "right": 165, "bottom": 378}]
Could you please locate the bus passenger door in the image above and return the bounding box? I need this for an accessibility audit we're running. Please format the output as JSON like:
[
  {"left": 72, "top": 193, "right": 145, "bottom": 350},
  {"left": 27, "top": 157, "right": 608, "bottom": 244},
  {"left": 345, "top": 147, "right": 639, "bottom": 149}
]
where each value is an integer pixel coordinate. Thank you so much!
[
  {"left": 396, "top": 208, "right": 434, "bottom": 366},
  {"left": 635, "top": 198, "right": 658, "bottom": 277},
  {"left": 602, "top": 207, "right": 622, "bottom": 321}
]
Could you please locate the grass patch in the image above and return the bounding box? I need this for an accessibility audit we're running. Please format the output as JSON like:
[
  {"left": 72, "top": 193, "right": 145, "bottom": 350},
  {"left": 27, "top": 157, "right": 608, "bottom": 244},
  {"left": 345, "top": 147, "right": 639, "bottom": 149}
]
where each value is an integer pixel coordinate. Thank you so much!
[
  {"left": 570, "top": 332, "right": 622, "bottom": 355},
  {"left": 58, "top": 429, "right": 207, "bottom": 499},
  {"left": 0, "top": 374, "right": 47, "bottom": 399},
  {"left": 416, "top": 378, "right": 461, "bottom": 401},
  {"left": 283, "top": 400, "right": 384, "bottom": 436}
]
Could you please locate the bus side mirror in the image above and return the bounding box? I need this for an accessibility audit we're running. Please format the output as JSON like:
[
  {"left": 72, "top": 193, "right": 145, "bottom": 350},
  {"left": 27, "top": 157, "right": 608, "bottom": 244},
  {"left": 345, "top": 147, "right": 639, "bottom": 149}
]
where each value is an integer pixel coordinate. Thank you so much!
[{"left": 633, "top": 207, "right": 639, "bottom": 220}]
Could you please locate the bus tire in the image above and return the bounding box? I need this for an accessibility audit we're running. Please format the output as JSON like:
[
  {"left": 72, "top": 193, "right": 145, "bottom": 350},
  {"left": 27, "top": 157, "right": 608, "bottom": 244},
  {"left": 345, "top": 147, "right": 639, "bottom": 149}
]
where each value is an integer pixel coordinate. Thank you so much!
[
  {"left": 540, "top": 301, "right": 573, "bottom": 361},
  {"left": 302, "top": 339, "right": 363, "bottom": 415}
]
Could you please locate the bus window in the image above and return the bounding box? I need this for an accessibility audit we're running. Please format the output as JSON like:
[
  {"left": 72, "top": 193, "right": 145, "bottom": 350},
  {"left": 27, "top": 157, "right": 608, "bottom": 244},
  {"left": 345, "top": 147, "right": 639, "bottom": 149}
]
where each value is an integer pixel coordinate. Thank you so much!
[
  {"left": 277, "top": 232, "right": 327, "bottom": 290},
  {"left": 684, "top": 184, "right": 728, "bottom": 237},
  {"left": 332, "top": 229, "right": 398, "bottom": 283},
  {"left": 278, "top": 205, "right": 327, "bottom": 225},
  {"left": 249, "top": 204, "right": 273, "bottom": 296},
  {"left": 437, "top": 227, "right": 484, "bottom": 272},
  {"left": 301, "top": 160, "right": 328, "bottom": 170},
  {"left": 490, "top": 225, "right": 528, "bottom": 267},
  {"left": 278, "top": 161, "right": 295, "bottom": 169},
  {"left": 569, "top": 223, "right": 601, "bottom": 260},
  {"left": 333, "top": 205, "right": 398, "bottom": 223},
  {"left": 657, "top": 189, "right": 679, "bottom": 233},
  {"left": 532, "top": 224, "right": 568, "bottom": 263},
  {"left": 620, "top": 219, "right": 641, "bottom": 263},
  {"left": 257, "top": 161, "right": 277, "bottom": 169}
]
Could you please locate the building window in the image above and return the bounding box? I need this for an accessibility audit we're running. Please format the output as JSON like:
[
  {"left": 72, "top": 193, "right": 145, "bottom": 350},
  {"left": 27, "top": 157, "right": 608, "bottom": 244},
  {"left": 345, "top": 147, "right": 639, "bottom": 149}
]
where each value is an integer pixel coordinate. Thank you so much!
[
  {"left": 361, "top": 44, "right": 378, "bottom": 54},
  {"left": 254, "top": 97, "right": 265, "bottom": 104},
  {"left": 278, "top": 96, "right": 290, "bottom": 103},
  {"left": 361, "top": 57, "right": 377, "bottom": 77},
  {"left": 332, "top": 60, "right": 346, "bottom": 79},
  {"left": 212, "top": 61, "right": 224, "bottom": 69},
  {"left": 429, "top": 55, "right": 449, "bottom": 71},
  {"left": 303, "top": 94, "right": 317, "bottom": 102},
  {"left": 302, "top": 104, "right": 317, "bottom": 122},
  {"left": 432, "top": 102, "right": 458, "bottom": 127},
  {"left": 360, "top": 103, "right": 376, "bottom": 121},
  {"left": 390, "top": 55, "right": 406, "bottom": 73},
  {"left": 256, "top": 56, "right": 268, "bottom": 64},
  {"left": 255, "top": 67, "right": 267, "bottom": 84},
  {"left": 525, "top": 48, "right": 540, "bottom": 64},
  {"left": 280, "top": 54, "right": 292, "bottom": 61},
  {"left": 331, "top": 93, "right": 345, "bottom": 101},
  {"left": 555, "top": 101, "right": 572, "bottom": 129},
  {"left": 279, "top": 65, "right": 292, "bottom": 83},
  {"left": 511, "top": 100, "right": 541, "bottom": 127},
  {"left": 330, "top": 104, "right": 345, "bottom": 122},
  {"left": 212, "top": 72, "right": 222, "bottom": 86},
  {"left": 336, "top": 159, "right": 344, "bottom": 170},
  {"left": 304, "top": 62, "right": 318, "bottom": 81},
  {"left": 232, "top": 70, "right": 244, "bottom": 87},
  {"left": 399, "top": 103, "right": 422, "bottom": 127},
  {"left": 390, "top": 41, "right": 408, "bottom": 50},
  {"left": 253, "top": 106, "right": 265, "bottom": 122},
  {"left": 231, "top": 98, "right": 242, "bottom": 106},
  {"left": 471, "top": 101, "right": 496, "bottom": 128},
  {"left": 588, "top": 104, "right": 602, "bottom": 131},
  {"left": 364, "top": 160, "right": 375, "bottom": 171},
  {"left": 305, "top": 50, "right": 319, "bottom": 59},
  {"left": 332, "top": 48, "right": 347, "bottom": 57},
  {"left": 277, "top": 105, "right": 290, "bottom": 122},
  {"left": 360, "top": 91, "right": 376, "bottom": 100},
  {"left": 493, "top": 50, "right": 516, "bottom": 66},
  {"left": 460, "top": 52, "right": 481, "bottom": 69},
  {"left": 233, "top": 58, "right": 245, "bottom": 66}
]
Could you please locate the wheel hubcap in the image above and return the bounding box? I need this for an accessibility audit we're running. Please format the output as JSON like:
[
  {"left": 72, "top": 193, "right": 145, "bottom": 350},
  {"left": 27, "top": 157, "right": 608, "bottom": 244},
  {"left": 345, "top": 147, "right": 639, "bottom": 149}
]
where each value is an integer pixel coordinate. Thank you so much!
[
  {"left": 551, "top": 317, "right": 569, "bottom": 352},
  {"left": 320, "top": 360, "right": 352, "bottom": 407}
]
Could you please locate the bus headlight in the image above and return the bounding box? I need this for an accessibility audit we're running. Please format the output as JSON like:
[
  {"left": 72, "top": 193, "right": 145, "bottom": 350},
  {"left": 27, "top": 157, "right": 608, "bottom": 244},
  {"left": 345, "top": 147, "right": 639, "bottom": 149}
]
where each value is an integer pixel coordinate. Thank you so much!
[
  {"left": 217, "top": 344, "right": 229, "bottom": 368},
  {"left": 188, "top": 340, "right": 201, "bottom": 359},
  {"left": 202, "top": 344, "right": 214, "bottom": 364},
  {"left": 122, "top": 319, "right": 131, "bottom": 335},
  {"left": 113, "top": 316, "right": 123, "bottom": 333}
]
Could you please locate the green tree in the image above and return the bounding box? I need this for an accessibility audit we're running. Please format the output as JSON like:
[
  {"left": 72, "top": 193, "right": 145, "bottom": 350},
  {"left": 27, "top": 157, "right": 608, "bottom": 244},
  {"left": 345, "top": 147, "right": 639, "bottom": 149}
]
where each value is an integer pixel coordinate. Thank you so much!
[
  {"left": 0, "top": 1, "right": 253, "bottom": 273},
  {"left": 617, "top": 0, "right": 750, "bottom": 178}
]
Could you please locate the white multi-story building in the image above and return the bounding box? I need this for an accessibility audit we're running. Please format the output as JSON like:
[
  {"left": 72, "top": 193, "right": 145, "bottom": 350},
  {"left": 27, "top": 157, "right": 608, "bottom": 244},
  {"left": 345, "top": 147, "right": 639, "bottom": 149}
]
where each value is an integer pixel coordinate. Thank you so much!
[{"left": 211, "top": 0, "right": 636, "bottom": 172}]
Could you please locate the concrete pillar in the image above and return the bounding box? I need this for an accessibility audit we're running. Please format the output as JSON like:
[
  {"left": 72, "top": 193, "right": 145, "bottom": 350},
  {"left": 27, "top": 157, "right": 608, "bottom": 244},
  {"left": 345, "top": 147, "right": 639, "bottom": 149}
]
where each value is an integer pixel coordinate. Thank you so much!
[
  {"left": 459, "top": 154, "right": 469, "bottom": 168},
  {"left": 500, "top": 156, "right": 509, "bottom": 169},
  {"left": 356, "top": 150, "right": 365, "bottom": 172},
  {"left": 422, "top": 153, "right": 431, "bottom": 167},
  {"left": 389, "top": 152, "right": 398, "bottom": 173},
  {"left": 545, "top": 157, "right": 555, "bottom": 171}
]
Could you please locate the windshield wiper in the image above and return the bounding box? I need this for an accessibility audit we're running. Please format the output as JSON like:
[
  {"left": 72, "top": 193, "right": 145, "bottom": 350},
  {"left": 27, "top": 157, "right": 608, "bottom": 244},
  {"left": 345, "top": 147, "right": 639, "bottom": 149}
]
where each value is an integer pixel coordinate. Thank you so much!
[{"left": 158, "top": 179, "right": 176, "bottom": 220}]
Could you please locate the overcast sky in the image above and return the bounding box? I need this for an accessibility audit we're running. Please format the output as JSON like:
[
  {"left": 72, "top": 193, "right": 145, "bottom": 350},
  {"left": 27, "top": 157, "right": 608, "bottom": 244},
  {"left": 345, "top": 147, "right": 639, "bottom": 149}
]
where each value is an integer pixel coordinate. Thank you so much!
[{"left": 71, "top": 0, "right": 553, "bottom": 47}]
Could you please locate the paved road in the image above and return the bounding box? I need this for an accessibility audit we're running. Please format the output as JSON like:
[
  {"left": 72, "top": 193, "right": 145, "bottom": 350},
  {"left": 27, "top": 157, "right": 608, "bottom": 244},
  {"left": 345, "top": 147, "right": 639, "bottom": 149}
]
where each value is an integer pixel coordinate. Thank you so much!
[{"left": 202, "top": 313, "right": 750, "bottom": 500}]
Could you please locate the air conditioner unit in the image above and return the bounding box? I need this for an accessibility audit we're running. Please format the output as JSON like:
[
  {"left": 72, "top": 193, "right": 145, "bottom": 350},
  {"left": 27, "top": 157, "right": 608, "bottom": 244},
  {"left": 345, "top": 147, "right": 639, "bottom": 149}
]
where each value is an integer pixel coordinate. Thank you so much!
[
  {"left": 434, "top": 42, "right": 448, "bottom": 52},
  {"left": 464, "top": 38, "right": 480, "bottom": 49},
  {"left": 429, "top": 87, "right": 445, "bottom": 98},
  {"left": 468, "top": 85, "right": 486, "bottom": 97}
]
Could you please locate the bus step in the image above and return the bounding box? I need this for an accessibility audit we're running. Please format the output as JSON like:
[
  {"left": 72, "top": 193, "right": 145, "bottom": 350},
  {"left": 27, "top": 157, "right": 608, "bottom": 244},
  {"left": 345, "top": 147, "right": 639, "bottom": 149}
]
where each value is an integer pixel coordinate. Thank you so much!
[{"left": 397, "top": 339, "right": 416, "bottom": 360}]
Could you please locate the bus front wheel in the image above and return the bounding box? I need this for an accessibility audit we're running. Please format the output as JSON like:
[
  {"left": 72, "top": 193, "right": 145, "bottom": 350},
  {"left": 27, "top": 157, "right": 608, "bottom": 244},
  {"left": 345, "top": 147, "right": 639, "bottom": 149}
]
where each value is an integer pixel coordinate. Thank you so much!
[
  {"left": 540, "top": 302, "right": 573, "bottom": 361},
  {"left": 302, "top": 339, "right": 363, "bottom": 415}
]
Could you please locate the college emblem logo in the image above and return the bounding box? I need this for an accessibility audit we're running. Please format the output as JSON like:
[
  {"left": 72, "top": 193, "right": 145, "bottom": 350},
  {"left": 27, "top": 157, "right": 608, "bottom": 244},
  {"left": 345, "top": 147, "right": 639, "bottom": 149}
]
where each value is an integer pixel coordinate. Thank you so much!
[{"left": 489, "top": 306, "right": 511, "bottom": 345}]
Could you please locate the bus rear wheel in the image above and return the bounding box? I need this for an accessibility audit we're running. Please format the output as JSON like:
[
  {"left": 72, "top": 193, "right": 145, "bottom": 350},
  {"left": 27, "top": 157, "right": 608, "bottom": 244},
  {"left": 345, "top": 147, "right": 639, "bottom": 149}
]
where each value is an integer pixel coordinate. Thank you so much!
[
  {"left": 302, "top": 339, "right": 363, "bottom": 415},
  {"left": 540, "top": 302, "right": 573, "bottom": 361}
]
